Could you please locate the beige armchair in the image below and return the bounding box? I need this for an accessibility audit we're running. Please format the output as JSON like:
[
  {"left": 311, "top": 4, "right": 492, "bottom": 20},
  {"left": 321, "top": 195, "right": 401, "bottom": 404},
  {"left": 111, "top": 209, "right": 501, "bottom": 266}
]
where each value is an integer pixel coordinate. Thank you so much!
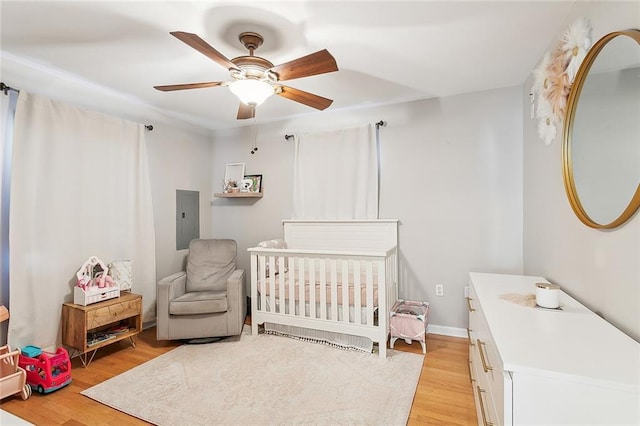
[{"left": 157, "top": 239, "right": 246, "bottom": 341}]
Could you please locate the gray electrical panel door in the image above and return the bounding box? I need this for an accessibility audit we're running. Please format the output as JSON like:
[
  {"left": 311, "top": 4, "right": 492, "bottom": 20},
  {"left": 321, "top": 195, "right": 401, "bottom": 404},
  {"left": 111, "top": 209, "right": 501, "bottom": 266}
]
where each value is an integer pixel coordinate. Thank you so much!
[{"left": 176, "top": 190, "right": 199, "bottom": 250}]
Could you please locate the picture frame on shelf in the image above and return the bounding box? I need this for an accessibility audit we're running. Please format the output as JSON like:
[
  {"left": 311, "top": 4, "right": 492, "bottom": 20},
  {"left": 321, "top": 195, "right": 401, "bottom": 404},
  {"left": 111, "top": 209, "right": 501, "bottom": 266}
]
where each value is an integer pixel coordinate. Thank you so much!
[
  {"left": 244, "top": 174, "right": 262, "bottom": 193},
  {"left": 224, "top": 163, "right": 245, "bottom": 192}
]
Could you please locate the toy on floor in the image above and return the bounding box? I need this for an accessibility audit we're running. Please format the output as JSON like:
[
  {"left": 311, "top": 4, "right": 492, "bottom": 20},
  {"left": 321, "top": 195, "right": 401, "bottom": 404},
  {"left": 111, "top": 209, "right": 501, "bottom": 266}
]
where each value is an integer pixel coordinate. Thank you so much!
[
  {"left": 389, "top": 299, "right": 430, "bottom": 354},
  {"left": 18, "top": 346, "right": 72, "bottom": 394},
  {"left": 0, "top": 345, "right": 31, "bottom": 400}
]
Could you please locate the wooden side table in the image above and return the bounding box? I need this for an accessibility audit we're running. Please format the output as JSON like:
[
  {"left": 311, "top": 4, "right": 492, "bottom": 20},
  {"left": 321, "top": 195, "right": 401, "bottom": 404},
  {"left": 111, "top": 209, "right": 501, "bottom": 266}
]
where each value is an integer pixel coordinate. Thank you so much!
[{"left": 62, "top": 293, "right": 142, "bottom": 367}]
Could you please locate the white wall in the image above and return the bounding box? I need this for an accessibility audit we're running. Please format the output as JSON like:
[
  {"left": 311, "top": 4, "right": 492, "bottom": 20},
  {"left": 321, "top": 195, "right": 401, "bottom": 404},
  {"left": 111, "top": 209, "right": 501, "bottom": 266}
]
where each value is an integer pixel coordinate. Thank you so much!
[
  {"left": 145, "top": 123, "right": 213, "bottom": 288},
  {"left": 523, "top": 2, "right": 640, "bottom": 341},
  {"left": 211, "top": 86, "right": 523, "bottom": 330}
]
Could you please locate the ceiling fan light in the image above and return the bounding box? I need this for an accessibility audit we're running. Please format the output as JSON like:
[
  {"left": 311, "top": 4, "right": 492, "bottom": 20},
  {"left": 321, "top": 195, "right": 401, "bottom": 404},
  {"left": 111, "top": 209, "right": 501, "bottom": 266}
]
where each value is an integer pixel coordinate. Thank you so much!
[{"left": 228, "top": 79, "right": 274, "bottom": 106}]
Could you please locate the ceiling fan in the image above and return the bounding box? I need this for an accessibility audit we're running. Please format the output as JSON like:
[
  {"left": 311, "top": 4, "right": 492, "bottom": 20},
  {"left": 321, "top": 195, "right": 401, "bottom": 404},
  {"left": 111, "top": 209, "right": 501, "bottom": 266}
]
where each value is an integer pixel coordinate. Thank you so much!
[{"left": 154, "top": 31, "right": 339, "bottom": 119}]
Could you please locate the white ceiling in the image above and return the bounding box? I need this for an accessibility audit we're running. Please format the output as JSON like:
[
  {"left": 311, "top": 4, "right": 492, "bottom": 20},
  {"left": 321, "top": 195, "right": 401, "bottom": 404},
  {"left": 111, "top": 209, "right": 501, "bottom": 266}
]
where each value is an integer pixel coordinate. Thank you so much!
[{"left": 1, "top": 1, "right": 581, "bottom": 132}]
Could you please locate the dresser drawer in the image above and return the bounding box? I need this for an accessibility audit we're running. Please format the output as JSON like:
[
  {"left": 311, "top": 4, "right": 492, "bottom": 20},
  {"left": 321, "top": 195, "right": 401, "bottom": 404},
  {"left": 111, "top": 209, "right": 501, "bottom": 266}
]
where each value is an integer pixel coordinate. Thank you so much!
[
  {"left": 476, "top": 336, "right": 507, "bottom": 419},
  {"left": 470, "top": 342, "right": 499, "bottom": 425},
  {"left": 469, "top": 283, "right": 511, "bottom": 425},
  {"left": 87, "top": 297, "right": 141, "bottom": 329}
]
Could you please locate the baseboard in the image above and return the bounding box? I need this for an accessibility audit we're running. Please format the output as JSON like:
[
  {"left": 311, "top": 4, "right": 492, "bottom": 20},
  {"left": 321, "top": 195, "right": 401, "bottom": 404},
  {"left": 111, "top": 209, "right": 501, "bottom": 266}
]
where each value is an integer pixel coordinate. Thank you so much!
[
  {"left": 147, "top": 311, "right": 466, "bottom": 339},
  {"left": 142, "top": 320, "right": 156, "bottom": 330},
  {"left": 427, "top": 324, "right": 467, "bottom": 338}
]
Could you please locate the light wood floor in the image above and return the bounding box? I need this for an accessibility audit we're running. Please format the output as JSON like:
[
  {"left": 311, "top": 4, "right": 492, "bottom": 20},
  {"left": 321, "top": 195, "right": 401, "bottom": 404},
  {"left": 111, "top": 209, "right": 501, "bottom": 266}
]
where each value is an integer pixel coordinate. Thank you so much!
[{"left": 1, "top": 327, "right": 477, "bottom": 425}]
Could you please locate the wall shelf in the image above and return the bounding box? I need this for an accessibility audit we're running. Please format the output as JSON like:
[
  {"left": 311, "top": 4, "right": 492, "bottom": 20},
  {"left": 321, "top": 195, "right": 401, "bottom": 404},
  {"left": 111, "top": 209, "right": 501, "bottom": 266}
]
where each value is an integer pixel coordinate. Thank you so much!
[{"left": 214, "top": 192, "right": 263, "bottom": 198}]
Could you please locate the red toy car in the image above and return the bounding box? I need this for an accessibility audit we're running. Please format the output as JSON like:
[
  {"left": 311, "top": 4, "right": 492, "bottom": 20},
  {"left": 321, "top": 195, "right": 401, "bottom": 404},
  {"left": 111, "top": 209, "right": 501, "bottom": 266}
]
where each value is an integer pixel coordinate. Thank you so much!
[{"left": 18, "top": 346, "right": 72, "bottom": 394}]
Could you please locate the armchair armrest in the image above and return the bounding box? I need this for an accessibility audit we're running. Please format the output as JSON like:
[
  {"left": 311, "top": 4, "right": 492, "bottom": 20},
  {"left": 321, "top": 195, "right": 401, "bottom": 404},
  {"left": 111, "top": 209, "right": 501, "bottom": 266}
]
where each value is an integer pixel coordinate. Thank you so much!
[
  {"left": 226, "top": 269, "right": 246, "bottom": 335},
  {"left": 228, "top": 269, "right": 245, "bottom": 285},
  {"left": 157, "top": 271, "right": 186, "bottom": 340},
  {"left": 158, "top": 271, "right": 187, "bottom": 301}
]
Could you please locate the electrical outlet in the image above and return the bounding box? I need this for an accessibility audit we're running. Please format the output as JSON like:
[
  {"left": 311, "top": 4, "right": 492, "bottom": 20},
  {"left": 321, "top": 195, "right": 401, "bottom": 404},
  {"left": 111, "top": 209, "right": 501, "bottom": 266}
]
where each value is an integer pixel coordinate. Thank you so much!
[{"left": 436, "top": 284, "right": 444, "bottom": 297}]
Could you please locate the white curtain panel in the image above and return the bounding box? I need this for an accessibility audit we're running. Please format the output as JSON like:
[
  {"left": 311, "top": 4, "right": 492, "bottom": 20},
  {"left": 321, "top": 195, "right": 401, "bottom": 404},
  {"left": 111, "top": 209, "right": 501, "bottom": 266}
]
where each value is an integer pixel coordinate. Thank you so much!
[
  {"left": 1, "top": 90, "right": 18, "bottom": 346},
  {"left": 9, "top": 92, "right": 156, "bottom": 351},
  {"left": 293, "top": 124, "right": 378, "bottom": 219}
]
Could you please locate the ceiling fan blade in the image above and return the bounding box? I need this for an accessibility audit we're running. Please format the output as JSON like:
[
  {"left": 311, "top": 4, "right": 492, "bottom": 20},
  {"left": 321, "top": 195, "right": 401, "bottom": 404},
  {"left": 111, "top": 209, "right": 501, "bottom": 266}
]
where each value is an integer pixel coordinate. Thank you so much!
[
  {"left": 170, "top": 31, "right": 239, "bottom": 71},
  {"left": 269, "top": 49, "right": 338, "bottom": 81},
  {"left": 277, "top": 85, "right": 333, "bottom": 110},
  {"left": 237, "top": 103, "right": 255, "bottom": 120},
  {"left": 154, "top": 82, "right": 223, "bottom": 91}
]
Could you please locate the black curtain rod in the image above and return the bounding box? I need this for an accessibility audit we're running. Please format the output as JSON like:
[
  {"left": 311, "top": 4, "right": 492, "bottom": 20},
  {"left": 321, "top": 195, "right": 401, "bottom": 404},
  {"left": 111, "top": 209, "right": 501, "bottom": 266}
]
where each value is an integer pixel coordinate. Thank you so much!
[
  {"left": 1, "top": 82, "right": 19, "bottom": 95},
  {"left": 285, "top": 120, "right": 387, "bottom": 140},
  {"left": 1, "top": 81, "right": 154, "bottom": 130}
]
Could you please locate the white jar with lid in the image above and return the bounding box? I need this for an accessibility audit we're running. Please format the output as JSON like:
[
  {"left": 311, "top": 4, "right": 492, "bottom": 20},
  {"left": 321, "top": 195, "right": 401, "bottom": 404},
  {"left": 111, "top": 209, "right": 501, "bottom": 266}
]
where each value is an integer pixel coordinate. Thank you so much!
[{"left": 535, "top": 282, "right": 560, "bottom": 308}]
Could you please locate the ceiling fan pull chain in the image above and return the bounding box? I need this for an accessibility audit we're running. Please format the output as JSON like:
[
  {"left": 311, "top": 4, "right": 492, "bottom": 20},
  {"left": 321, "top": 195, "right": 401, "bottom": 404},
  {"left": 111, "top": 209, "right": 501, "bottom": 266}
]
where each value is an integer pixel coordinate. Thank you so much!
[{"left": 250, "top": 121, "right": 259, "bottom": 154}]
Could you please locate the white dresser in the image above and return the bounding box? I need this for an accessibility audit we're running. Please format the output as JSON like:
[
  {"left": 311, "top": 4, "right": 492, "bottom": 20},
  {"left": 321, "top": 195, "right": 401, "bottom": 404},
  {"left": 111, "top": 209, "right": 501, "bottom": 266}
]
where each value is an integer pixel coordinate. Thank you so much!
[{"left": 467, "top": 272, "right": 640, "bottom": 426}]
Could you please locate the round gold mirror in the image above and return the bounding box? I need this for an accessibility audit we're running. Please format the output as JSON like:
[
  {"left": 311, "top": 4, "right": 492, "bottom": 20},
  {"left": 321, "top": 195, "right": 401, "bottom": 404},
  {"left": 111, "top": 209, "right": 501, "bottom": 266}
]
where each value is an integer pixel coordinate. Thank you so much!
[{"left": 562, "top": 29, "right": 640, "bottom": 229}]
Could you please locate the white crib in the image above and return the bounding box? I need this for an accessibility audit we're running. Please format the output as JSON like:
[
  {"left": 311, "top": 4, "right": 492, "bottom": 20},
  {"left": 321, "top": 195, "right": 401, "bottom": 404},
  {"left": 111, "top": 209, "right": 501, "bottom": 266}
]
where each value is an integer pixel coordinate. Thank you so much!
[{"left": 248, "top": 220, "right": 398, "bottom": 358}]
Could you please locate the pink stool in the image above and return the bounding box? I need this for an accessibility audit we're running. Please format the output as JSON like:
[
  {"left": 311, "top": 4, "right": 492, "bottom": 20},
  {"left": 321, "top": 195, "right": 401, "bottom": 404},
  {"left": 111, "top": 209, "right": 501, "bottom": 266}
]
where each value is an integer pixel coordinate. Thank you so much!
[{"left": 389, "top": 300, "right": 429, "bottom": 354}]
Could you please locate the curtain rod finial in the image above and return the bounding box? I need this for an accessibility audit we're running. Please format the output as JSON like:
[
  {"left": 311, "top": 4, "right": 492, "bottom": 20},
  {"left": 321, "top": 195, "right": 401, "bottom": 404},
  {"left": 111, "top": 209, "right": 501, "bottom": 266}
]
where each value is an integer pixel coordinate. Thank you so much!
[{"left": 1, "top": 82, "right": 11, "bottom": 95}]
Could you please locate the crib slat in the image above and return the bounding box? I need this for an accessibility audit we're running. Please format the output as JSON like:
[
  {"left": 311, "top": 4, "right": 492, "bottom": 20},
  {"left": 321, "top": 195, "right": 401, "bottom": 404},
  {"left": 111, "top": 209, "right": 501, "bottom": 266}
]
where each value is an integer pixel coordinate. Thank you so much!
[
  {"left": 278, "top": 255, "right": 285, "bottom": 314},
  {"left": 268, "top": 256, "right": 276, "bottom": 313},
  {"left": 376, "top": 259, "right": 384, "bottom": 332},
  {"left": 319, "top": 259, "right": 327, "bottom": 320},
  {"left": 330, "top": 259, "right": 338, "bottom": 321},
  {"left": 341, "top": 259, "right": 349, "bottom": 323},
  {"left": 288, "top": 256, "right": 295, "bottom": 315},
  {"left": 366, "top": 261, "right": 374, "bottom": 326},
  {"left": 354, "top": 261, "right": 361, "bottom": 324},
  {"left": 309, "top": 258, "right": 316, "bottom": 319},
  {"left": 298, "top": 257, "right": 305, "bottom": 318},
  {"left": 391, "top": 247, "right": 398, "bottom": 301},
  {"left": 386, "top": 254, "right": 396, "bottom": 320},
  {"left": 259, "top": 255, "right": 267, "bottom": 315}
]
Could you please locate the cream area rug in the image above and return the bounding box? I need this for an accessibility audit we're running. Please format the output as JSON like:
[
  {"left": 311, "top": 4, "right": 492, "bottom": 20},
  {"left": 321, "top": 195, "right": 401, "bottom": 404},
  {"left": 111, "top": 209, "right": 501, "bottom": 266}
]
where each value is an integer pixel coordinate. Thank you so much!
[{"left": 82, "top": 329, "right": 424, "bottom": 425}]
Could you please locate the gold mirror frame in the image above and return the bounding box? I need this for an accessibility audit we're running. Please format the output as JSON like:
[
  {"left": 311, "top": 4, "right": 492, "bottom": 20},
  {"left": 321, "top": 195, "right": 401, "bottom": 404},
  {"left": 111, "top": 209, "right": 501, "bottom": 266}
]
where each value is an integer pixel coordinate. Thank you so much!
[{"left": 562, "top": 29, "right": 640, "bottom": 229}]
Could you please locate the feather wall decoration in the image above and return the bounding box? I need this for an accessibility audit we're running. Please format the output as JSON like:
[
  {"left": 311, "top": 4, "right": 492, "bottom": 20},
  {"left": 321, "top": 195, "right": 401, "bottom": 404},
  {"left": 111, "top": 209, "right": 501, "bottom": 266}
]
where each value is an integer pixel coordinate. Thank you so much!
[
  {"left": 535, "top": 94, "right": 557, "bottom": 146},
  {"left": 531, "top": 17, "right": 592, "bottom": 145},
  {"left": 544, "top": 46, "right": 572, "bottom": 117},
  {"left": 532, "top": 52, "right": 552, "bottom": 95},
  {"left": 561, "top": 17, "right": 593, "bottom": 82}
]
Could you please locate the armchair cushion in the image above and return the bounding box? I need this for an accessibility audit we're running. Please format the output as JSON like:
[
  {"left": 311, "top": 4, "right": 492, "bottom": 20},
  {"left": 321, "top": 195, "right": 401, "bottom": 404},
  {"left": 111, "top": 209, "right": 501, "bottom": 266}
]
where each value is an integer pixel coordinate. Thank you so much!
[
  {"left": 186, "top": 239, "right": 237, "bottom": 292},
  {"left": 170, "top": 290, "right": 228, "bottom": 315}
]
